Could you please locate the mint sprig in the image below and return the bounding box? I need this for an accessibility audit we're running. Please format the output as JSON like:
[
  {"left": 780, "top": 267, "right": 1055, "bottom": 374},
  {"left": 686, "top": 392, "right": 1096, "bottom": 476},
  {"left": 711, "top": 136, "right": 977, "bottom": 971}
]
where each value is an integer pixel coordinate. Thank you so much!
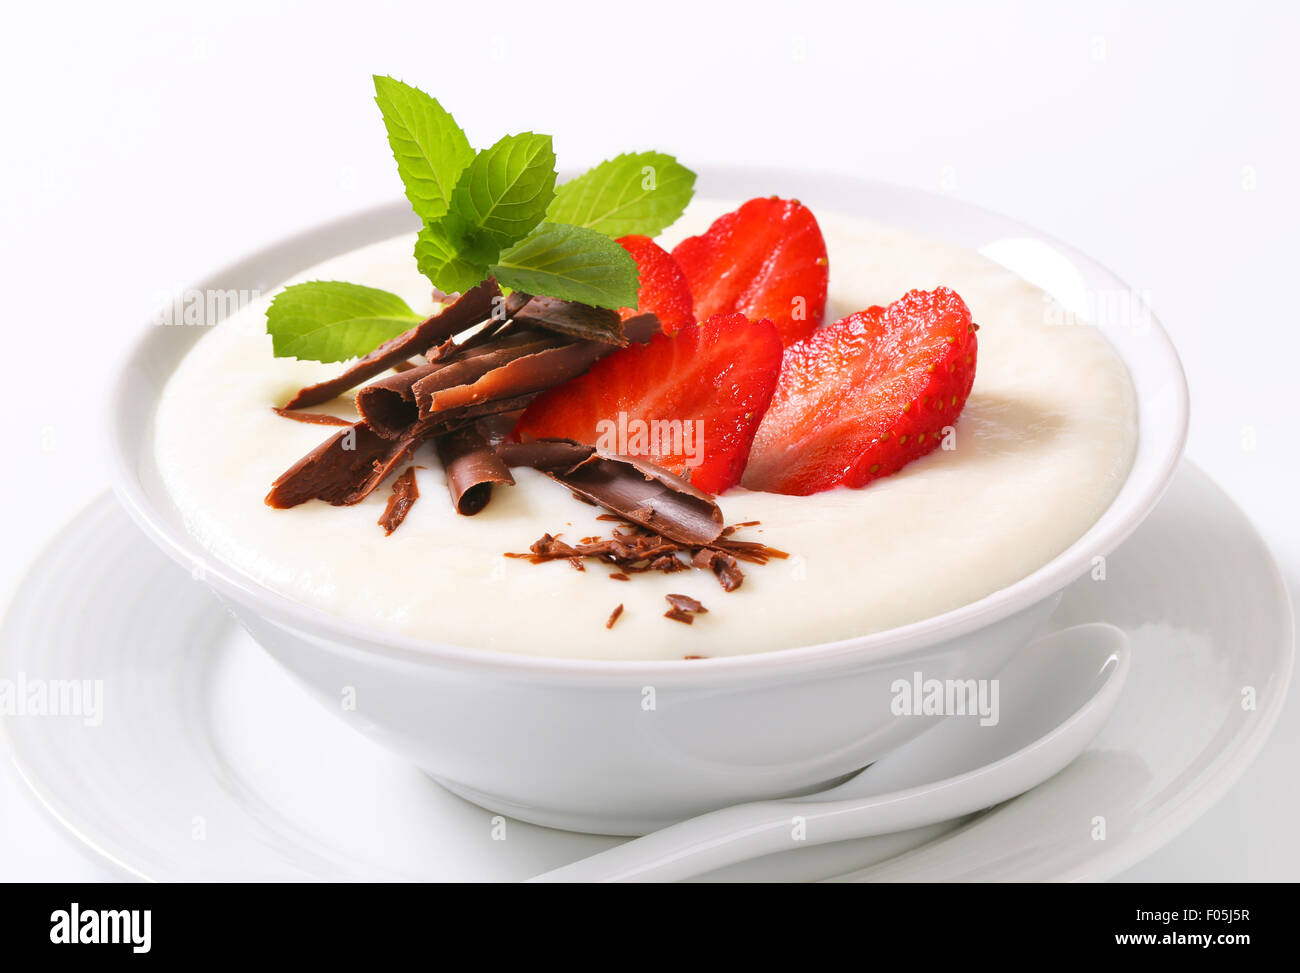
[
  {"left": 267, "top": 80, "right": 697, "bottom": 361},
  {"left": 373, "top": 76, "right": 473, "bottom": 221},
  {"left": 415, "top": 132, "right": 557, "bottom": 294},
  {"left": 267, "top": 281, "right": 424, "bottom": 362},
  {"left": 449, "top": 132, "right": 556, "bottom": 250},
  {"left": 492, "top": 222, "right": 640, "bottom": 309},
  {"left": 549, "top": 152, "right": 696, "bottom": 237}
]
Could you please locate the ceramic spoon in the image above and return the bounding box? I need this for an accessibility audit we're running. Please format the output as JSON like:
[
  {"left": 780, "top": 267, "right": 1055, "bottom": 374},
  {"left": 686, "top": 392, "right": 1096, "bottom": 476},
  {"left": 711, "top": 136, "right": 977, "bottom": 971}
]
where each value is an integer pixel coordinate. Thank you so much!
[{"left": 531, "top": 622, "right": 1130, "bottom": 883}]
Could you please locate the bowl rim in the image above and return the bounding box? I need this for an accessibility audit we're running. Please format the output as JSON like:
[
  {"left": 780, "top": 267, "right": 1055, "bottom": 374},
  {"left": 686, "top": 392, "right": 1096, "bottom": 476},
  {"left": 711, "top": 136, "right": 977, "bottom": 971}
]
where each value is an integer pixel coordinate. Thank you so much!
[{"left": 108, "top": 165, "right": 1189, "bottom": 683}]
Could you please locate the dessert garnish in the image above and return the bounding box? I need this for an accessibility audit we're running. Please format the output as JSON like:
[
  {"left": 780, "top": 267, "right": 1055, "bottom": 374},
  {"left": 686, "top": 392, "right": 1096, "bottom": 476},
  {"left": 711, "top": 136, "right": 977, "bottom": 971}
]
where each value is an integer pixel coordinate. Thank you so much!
[
  {"left": 664, "top": 593, "right": 709, "bottom": 624},
  {"left": 270, "top": 407, "right": 352, "bottom": 427},
  {"left": 277, "top": 278, "right": 500, "bottom": 409},
  {"left": 744, "top": 287, "right": 980, "bottom": 494},
  {"left": 671, "top": 196, "right": 829, "bottom": 346},
  {"left": 614, "top": 235, "right": 695, "bottom": 333},
  {"left": 496, "top": 439, "right": 722, "bottom": 545},
  {"left": 435, "top": 425, "right": 514, "bottom": 516},
  {"left": 605, "top": 604, "right": 624, "bottom": 630},
  {"left": 506, "top": 511, "right": 786, "bottom": 593},
  {"left": 513, "top": 311, "right": 783, "bottom": 494},
  {"left": 257, "top": 75, "right": 982, "bottom": 621},
  {"left": 377, "top": 466, "right": 420, "bottom": 535}
]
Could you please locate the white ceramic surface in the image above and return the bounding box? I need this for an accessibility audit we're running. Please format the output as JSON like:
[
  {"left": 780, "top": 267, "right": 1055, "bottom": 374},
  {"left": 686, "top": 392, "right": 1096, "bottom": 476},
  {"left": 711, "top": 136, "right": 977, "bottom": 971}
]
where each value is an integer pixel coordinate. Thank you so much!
[
  {"left": 107, "top": 170, "right": 1189, "bottom": 832},
  {"left": 1, "top": 463, "right": 1289, "bottom": 880},
  {"left": 535, "top": 623, "right": 1131, "bottom": 881}
]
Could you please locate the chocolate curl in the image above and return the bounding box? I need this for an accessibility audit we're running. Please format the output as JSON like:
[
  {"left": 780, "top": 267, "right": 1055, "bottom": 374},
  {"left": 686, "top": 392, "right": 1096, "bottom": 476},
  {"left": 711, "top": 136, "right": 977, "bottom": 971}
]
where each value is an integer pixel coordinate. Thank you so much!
[
  {"left": 378, "top": 466, "right": 420, "bottom": 535},
  {"left": 265, "top": 421, "right": 422, "bottom": 508},
  {"left": 436, "top": 425, "right": 515, "bottom": 516},
  {"left": 357, "top": 331, "right": 559, "bottom": 438},
  {"left": 271, "top": 406, "right": 353, "bottom": 426},
  {"left": 354, "top": 361, "right": 441, "bottom": 439},
  {"left": 498, "top": 438, "right": 724, "bottom": 546},
  {"left": 414, "top": 313, "right": 661, "bottom": 416},
  {"left": 513, "top": 296, "right": 627, "bottom": 346},
  {"left": 282, "top": 279, "right": 501, "bottom": 410}
]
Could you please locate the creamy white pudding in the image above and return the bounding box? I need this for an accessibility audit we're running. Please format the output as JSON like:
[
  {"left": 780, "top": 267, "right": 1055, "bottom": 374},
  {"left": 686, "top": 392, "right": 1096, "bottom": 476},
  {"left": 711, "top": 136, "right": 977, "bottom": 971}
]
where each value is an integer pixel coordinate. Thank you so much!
[{"left": 153, "top": 200, "right": 1137, "bottom": 660}]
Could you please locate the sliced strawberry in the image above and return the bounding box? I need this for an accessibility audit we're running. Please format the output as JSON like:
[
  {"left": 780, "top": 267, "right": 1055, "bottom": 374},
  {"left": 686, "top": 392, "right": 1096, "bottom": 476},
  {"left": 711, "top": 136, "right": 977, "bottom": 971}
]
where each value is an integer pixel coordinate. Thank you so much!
[
  {"left": 513, "top": 312, "right": 783, "bottom": 494},
  {"left": 743, "top": 287, "right": 978, "bottom": 496},
  {"left": 671, "top": 197, "right": 828, "bottom": 347},
  {"left": 616, "top": 234, "right": 695, "bottom": 333}
]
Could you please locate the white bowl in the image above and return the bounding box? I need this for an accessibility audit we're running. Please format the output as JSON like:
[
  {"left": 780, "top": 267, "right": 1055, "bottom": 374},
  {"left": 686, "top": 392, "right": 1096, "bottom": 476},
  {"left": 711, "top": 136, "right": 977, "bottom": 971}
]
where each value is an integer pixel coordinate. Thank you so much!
[{"left": 108, "top": 168, "right": 1188, "bottom": 835}]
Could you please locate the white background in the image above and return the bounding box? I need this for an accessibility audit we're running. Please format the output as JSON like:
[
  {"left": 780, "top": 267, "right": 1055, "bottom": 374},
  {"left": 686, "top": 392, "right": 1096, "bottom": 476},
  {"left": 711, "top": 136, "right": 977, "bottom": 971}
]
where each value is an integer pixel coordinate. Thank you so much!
[{"left": 1, "top": 0, "right": 1296, "bottom": 880}]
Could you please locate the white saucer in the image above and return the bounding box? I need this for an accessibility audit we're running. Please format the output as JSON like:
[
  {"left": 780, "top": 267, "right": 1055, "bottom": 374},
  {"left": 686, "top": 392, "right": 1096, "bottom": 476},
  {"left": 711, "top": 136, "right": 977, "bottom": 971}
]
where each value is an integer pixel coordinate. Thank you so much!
[{"left": 0, "top": 463, "right": 1291, "bottom": 881}]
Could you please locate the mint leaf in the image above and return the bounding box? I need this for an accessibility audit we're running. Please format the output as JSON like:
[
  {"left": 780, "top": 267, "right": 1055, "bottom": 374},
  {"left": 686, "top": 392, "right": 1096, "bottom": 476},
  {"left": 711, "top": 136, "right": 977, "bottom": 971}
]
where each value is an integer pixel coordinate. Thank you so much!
[
  {"left": 549, "top": 152, "right": 695, "bottom": 237},
  {"left": 449, "top": 132, "right": 557, "bottom": 251},
  {"left": 373, "top": 76, "right": 474, "bottom": 220},
  {"left": 413, "top": 214, "right": 497, "bottom": 294},
  {"left": 266, "top": 281, "right": 423, "bottom": 363},
  {"left": 491, "top": 222, "right": 639, "bottom": 310}
]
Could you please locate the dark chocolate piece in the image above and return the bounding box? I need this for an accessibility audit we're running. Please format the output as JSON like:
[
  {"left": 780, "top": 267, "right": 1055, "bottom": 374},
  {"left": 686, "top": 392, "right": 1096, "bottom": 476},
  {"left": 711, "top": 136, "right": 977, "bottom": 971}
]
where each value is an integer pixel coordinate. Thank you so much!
[
  {"left": 271, "top": 406, "right": 353, "bottom": 426},
  {"left": 355, "top": 361, "right": 442, "bottom": 439},
  {"left": 496, "top": 438, "right": 598, "bottom": 473},
  {"left": 498, "top": 438, "right": 722, "bottom": 546},
  {"left": 559, "top": 454, "right": 724, "bottom": 546},
  {"left": 506, "top": 518, "right": 786, "bottom": 593},
  {"left": 605, "top": 604, "right": 624, "bottom": 629},
  {"left": 504, "top": 290, "right": 533, "bottom": 317},
  {"left": 664, "top": 608, "right": 695, "bottom": 625},
  {"left": 513, "top": 296, "right": 627, "bottom": 346},
  {"left": 693, "top": 548, "right": 744, "bottom": 591},
  {"left": 265, "top": 421, "right": 422, "bottom": 508},
  {"left": 665, "top": 593, "right": 708, "bottom": 614},
  {"left": 436, "top": 425, "right": 515, "bottom": 516},
  {"left": 282, "top": 279, "right": 500, "bottom": 410},
  {"left": 378, "top": 466, "right": 420, "bottom": 535},
  {"left": 413, "top": 314, "right": 659, "bottom": 418}
]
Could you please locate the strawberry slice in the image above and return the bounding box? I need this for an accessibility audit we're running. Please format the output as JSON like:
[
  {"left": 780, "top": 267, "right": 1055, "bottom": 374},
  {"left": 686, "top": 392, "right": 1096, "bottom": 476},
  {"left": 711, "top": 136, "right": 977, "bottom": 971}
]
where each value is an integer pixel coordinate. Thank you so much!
[
  {"left": 617, "top": 234, "right": 695, "bottom": 333},
  {"left": 743, "top": 287, "right": 978, "bottom": 496},
  {"left": 671, "top": 197, "right": 828, "bottom": 347},
  {"left": 513, "top": 312, "right": 783, "bottom": 494}
]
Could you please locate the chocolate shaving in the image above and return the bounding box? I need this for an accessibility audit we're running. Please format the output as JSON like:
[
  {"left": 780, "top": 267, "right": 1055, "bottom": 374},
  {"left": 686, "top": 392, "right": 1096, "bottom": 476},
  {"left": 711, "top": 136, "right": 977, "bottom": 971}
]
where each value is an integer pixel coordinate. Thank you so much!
[
  {"left": 504, "top": 290, "right": 533, "bottom": 316},
  {"left": 282, "top": 280, "right": 501, "bottom": 410},
  {"left": 498, "top": 438, "right": 723, "bottom": 546},
  {"left": 266, "top": 421, "right": 422, "bottom": 508},
  {"left": 497, "top": 438, "right": 598, "bottom": 473},
  {"left": 664, "top": 608, "right": 695, "bottom": 625},
  {"left": 272, "top": 406, "right": 352, "bottom": 426},
  {"left": 355, "top": 360, "right": 443, "bottom": 439},
  {"left": 378, "top": 466, "right": 420, "bottom": 535},
  {"left": 513, "top": 296, "right": 627, "bottom": 346},
  {"left": 606, "top": 604, "right": 624, "bottom": 629},
  {"left": 267, "top": 290, "right": 662, "bottom": 514},
  {"left": 436, "top": 425, "right": 515, "bottom": 516},
  {"left": 355, "top": 315, "right": 659, "bottom": 441},
  {"left": 693, "top": 548, "right": 745, "bottom": 592},
  {"left": 507, "top": 518, "right": 786, "bottom": 594},
  {"left": 666, "top": 593, "right": 708, "bottom": 614},
  {"left": 412, "top": 314, "right": 659, "bottom": 418}
]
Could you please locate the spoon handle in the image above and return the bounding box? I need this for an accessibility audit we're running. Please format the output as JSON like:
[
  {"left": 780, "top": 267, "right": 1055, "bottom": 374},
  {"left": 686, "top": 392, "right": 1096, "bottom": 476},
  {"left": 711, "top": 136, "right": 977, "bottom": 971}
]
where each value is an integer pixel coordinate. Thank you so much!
[
  {"left": 529, "top": 789, "right": 950, "bottom": 883},
  {"left": 529, "top": 800, "right": 823, "bottom": 883}
]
